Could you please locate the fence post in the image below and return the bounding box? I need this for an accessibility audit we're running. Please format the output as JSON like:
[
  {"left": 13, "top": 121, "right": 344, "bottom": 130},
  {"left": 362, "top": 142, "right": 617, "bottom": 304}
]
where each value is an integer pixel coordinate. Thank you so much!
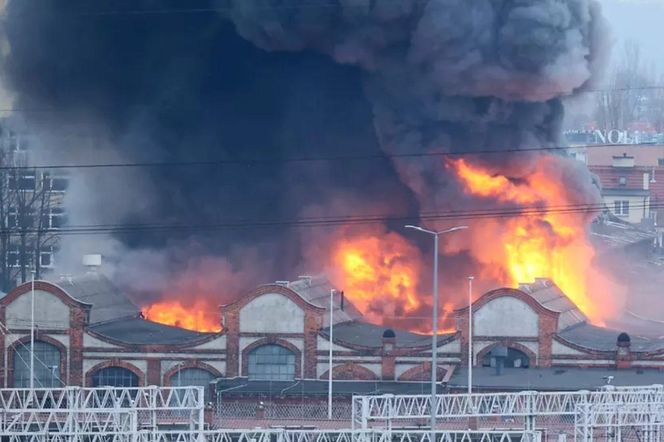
[
  {"left": 361, "top": 396, "right": 370, "bottom": 430},
  {"left": 523, "top": 391, "right": 537, "bottom": 432}
]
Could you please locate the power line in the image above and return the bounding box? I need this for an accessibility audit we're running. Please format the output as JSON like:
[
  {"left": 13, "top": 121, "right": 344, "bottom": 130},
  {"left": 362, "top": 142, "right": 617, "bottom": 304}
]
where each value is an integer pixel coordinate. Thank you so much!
[
  {"left": 0, "top": 200, "right": 653, "bottom": 236},
  {"left": 0, "top": 142, "right": 659, "bottom": 171}
]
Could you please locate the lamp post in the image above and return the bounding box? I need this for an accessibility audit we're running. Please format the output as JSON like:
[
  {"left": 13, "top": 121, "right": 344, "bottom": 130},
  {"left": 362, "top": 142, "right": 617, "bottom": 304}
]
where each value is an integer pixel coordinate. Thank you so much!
[
  {"left": 30, "top": 271, "right": 35, "bottom": 392},
  {"left": 328, "top": 289, "right": 335, "bottom": 420},
  {"left": 467, "top": 276, "right": 474, "bottom": 395},
  {"left": 404, "top": 224, "right": 468, "bottom": 434}
]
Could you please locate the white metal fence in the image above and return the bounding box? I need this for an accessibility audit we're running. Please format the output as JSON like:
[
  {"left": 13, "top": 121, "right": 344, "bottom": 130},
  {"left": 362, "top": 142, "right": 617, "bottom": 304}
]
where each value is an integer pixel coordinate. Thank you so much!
[
  {"left": 4, "top": 428, "right": 542, "bottom": 442},
  {"left": 352, "top": 385, "right": 664, "bottom": 441},
  {"left": 0, "top": 385, "right": 205, "bottom": 435}
]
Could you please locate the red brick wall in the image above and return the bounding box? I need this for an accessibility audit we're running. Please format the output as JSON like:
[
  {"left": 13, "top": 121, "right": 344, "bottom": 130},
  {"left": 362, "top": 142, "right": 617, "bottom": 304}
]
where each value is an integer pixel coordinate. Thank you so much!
[
  {"left": 319, "top": 362, "right": 378, "bottom": 380},
  {"left": 69, "top": 307, "right": 88, "bottom": 385},
  {"left": 455, "top": 288, "right": 559, "bottom": 368},
  {"left": 146, "top": 359, "right": 161, "bottom": 385},
  {"left": 303, "top": 312, "right": 319, "bottom": 378}
]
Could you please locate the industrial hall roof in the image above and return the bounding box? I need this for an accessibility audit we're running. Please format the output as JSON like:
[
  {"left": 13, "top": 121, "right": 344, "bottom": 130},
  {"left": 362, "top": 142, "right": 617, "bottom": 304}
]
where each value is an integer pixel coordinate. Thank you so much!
[
  {"left": 56, "top": 273, "right": 141, "bottom": 324},
  {"left": 319, "top": 321, "right": 452, "bottom": 349},
  {"left": 88, "top": 317, "right": 216, "bottom": 345},
  {"left": 55, "top": 273, "right": 219, "bottom": 346},
  {"left": 449, "top": 367, "right": 664, "bottom": 391}
]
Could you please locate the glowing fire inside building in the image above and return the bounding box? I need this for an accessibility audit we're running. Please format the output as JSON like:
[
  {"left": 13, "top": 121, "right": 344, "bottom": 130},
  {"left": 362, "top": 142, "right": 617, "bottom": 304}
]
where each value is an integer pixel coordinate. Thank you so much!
[
  {"left": 144, "top": 299, "right": 222, "bottom": 332},
  {"left": 332, "top": 233, "right": 422, "bottom": 325}
]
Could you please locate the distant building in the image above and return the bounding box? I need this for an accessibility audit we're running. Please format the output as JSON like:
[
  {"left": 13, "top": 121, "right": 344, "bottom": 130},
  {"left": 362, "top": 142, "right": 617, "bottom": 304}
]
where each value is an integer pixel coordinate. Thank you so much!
[
  {"left": 591, "top": 154, "right": 654, "bottom": 225},
  {"left": 0, "top": 122, "right": 68, "bottom": 288}
]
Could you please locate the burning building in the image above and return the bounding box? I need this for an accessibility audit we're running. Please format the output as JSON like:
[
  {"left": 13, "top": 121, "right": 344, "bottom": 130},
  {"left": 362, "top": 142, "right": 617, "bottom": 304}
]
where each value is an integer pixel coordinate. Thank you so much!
[
  {"left": 1, "top": 271, "right": 664, "bottom": 404},
  {"left": 1, "top": 0, "right": 662, "bottom": 422}
]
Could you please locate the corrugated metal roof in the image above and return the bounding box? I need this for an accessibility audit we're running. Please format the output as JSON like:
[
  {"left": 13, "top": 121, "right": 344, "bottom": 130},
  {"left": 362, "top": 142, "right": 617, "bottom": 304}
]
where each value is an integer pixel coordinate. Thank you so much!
[
  {"left": 518, "top": 279, "right": 587, "bottom": 331},
  {"left": 287, "top": 276, "right": 362, "bottom": 325},
  {"left": 56, "top": 273, "right": 141, "bottom": 324}
]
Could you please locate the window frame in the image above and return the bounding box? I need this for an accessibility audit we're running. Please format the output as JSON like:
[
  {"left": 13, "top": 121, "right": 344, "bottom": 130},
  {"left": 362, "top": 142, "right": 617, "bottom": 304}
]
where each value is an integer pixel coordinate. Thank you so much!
[
  {"left": 91, "top": 366, "right": 140, "bottom": 388},
  {"left": 13, "top": 340, "right": 63, "bottom": 388},
  {"left": 614, "top": 200, "right": 630, "bottom": 216},
  {"left": 171, "top": 367, "right": 216, "bottom": 401},
  {"left": 247, "top": 344, "right": 296, "bottom": 381}
]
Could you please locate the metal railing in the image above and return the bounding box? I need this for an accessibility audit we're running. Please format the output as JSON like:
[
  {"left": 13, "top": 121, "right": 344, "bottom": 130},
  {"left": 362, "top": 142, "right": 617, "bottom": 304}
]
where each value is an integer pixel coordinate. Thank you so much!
[
  {"left": 352, "top": 385, "right": 664, "bottom": 428},
  {"left": 0, "top": 385, "right": 205, "bottom": 435},
  {"left": 4, "top": 428, "right": 542, "bottom": 442}
]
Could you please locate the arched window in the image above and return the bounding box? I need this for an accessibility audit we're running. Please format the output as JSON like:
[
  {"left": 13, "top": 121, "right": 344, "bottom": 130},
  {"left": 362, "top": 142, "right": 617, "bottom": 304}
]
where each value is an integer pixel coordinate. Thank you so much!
[
  {"left": 482, "top": 347, "right": 530, "bottom": 368},
  {"left": 248, "top": 344, "right": 296, "bottom": 381},
  {"left": 171, "top": 368, "right": 216, "bottom": 401},
  {"left": 92, "top": 366, "right": 139, "bottom": 387},
  {"left": 13, "top": 341, "right": 62, "bottom": 387}
]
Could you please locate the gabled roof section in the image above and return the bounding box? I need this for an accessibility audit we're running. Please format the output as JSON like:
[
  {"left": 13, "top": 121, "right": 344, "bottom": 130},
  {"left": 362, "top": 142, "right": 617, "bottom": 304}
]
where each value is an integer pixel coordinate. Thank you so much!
[
  {"left": 56, "top": 273, "right": 141, "bottom": 325},
  {"left": 288, "top": 275, "right": 362, "bottom": 325},
  {"left": 518, "top": 279, "right": 586, "bottom": 331}
]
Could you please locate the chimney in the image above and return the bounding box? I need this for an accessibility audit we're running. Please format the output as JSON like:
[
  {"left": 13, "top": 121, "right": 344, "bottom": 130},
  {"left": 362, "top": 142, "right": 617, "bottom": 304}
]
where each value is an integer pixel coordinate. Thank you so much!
[
  {"left": 381, "top": 329, "right": 396, "bottom": 380},
  {"left": 82, "top": 254, "right": 102, "bottom": 273},
  {"left": 616, "top": 332, "right": 632, "bottom": 369}
]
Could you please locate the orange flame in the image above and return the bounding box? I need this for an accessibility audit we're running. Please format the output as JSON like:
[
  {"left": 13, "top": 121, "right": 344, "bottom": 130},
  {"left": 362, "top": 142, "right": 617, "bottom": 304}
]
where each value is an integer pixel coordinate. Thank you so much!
[
  {"left": 448, "top": 157, "right": 616, "bottom": 323},
  {"left": 332, "top": 232, "right": 422, "bottom": 325},
  {"left": 144, "top": 299, "right": 222, "bottom": 332}
]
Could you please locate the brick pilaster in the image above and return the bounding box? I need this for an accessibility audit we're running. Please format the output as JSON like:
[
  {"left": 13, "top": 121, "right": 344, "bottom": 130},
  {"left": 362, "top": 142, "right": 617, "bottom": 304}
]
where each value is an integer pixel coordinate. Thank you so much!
[
  {"left": 223, "top": 309, "right": 240, "bottom": 377},
  {"left": 146, "top": 359, "right": 161, "bottom": 385},
  {"left": 68, "top": 306, "right": 88, "bottom": 385},
  {"left": 538, "top": 314, "right": 557, "bottom": 367},
  {"left": 381, "top": 335, "right": 396, "bottom": 380},
  {"left": 303, "top": 312, "right": 319, "bottom": 379}
]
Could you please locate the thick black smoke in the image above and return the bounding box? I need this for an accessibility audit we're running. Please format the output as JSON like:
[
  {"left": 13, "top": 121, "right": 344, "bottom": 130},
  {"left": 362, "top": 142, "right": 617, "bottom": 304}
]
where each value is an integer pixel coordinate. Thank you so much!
[{"left": 0, "top": 0, "right": 606, "bottom": 311}]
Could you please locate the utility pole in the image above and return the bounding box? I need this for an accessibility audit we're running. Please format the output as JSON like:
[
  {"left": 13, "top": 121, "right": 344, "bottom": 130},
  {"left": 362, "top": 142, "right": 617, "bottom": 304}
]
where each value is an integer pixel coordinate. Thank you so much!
[
  {"left": 30, "top": 270, "right": 35, "bottom": 392},
  {"left": 328, "top": 289, "right": 335, "bottom": 420},
  {"left": 405, "top": 224, "right": 468, "bottom": 436},
  {"left": 468, "top": 276, "right": 474, "bottom": 395}
]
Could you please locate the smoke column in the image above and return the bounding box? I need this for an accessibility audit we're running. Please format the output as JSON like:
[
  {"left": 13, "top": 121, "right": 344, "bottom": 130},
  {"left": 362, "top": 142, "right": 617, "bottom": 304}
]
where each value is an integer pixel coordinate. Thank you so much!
[{"left": 0, "top": 0, "right": 607, "bottom": 321}]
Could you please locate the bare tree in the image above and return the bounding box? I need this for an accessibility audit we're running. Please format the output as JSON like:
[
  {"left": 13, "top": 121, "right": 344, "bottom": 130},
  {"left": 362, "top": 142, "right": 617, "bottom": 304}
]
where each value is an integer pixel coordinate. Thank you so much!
[
  {"left": 0, "top": 128, "right": 63, "bottom": 292},
  {"left": 594, "top": 41, "right": 662, "bottom": 132}
]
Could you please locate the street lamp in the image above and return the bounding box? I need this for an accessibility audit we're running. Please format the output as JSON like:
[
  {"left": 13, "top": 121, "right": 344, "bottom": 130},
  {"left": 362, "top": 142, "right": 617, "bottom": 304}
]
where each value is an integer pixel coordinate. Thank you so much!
[
  {"left": 404, "top": 224, "right": 468, "bottom": 434},
  {"left": 467, "top": 276, "right": 474, "bottom": 395},
  {"left": 328, "top": 289, "right": 336, "bottom": 420}
]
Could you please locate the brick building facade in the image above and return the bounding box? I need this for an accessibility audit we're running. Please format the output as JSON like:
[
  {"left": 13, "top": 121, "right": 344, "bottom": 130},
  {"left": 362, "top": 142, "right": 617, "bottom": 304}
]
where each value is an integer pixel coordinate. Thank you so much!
[{"left": 1, "top": 274, "right": 662, "bottom": 398}]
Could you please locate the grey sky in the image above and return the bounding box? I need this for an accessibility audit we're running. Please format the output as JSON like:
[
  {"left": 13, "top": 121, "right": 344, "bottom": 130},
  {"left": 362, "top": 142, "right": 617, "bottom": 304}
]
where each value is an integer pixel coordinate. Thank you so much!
[{"left": 600, "top": 0, "right": 664, "bottom": 71}]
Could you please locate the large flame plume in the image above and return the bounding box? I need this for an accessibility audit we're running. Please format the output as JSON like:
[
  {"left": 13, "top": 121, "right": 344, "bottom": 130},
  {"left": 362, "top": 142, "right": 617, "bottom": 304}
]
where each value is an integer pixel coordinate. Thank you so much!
[
  {"left": 144, "top": 299, "right": 222, "bottom": 333},
  {"left": 446, "top": 157, "right": 620, "bottom": 323},
  {"left": 331, "top": 232, "right": 422, "bottom": 326}
]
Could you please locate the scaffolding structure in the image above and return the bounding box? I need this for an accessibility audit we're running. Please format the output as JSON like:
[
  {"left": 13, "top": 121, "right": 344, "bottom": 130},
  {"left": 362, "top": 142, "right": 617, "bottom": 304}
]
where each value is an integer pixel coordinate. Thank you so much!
[
  {"left": 3, "top": 384, "right": 664, "bottom": 441},
  {"left": 0, "top": 385, "right": 204, "bottom": 436},
  {"left": 352, "top": 384, "right": 664, "bottom": 441}
]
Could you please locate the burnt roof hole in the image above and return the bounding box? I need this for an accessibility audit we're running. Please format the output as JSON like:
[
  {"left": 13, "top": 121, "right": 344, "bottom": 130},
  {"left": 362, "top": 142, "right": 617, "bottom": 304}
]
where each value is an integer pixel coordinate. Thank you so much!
[{"left": 382, "top": 329, "right": 396, "bottom": 338}]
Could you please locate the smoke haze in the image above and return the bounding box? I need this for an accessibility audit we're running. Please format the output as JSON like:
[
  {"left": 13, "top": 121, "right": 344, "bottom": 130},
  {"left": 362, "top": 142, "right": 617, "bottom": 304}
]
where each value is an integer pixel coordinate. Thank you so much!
[{"left": 0, "top": 0, "right": 609, "bottom": 323}]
